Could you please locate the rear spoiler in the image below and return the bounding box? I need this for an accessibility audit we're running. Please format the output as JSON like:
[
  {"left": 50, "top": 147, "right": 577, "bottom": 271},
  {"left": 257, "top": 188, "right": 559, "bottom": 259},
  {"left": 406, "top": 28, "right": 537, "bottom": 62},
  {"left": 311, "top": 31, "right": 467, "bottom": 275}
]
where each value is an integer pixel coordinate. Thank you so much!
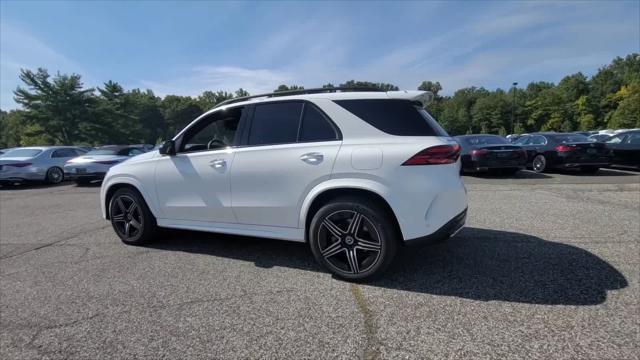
[{"left": 386, "top": 90, "right": 434, "bottom": 108}]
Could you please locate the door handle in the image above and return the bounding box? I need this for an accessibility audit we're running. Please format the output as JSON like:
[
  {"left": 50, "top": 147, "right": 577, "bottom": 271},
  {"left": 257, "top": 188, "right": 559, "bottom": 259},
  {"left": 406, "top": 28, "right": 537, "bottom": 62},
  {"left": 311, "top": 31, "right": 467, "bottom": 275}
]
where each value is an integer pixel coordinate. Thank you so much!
[
  {"left": 300, "top": 152, "right": 324, "bottom": 165},
  {"left": 209, "top": 159, "right": 227, "bottom": 169}
]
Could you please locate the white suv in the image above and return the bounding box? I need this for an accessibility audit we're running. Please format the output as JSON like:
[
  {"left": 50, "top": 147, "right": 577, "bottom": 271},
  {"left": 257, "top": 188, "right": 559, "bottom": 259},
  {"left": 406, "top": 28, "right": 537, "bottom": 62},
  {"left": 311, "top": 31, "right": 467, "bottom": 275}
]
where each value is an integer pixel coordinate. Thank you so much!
[{"left": 100, "top": 88, "right": 467, "bottom": 280}]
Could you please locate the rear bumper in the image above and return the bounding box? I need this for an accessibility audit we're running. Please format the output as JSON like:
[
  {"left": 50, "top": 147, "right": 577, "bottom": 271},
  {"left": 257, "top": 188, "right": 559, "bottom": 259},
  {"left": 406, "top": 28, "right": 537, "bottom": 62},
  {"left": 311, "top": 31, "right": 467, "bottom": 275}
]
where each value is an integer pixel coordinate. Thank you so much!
[
  {"left": 462, "top": 157, "right": 526, "bottom": 172},
  {"left": 404, "top": 208, "right": 467, "bottom": 246}
]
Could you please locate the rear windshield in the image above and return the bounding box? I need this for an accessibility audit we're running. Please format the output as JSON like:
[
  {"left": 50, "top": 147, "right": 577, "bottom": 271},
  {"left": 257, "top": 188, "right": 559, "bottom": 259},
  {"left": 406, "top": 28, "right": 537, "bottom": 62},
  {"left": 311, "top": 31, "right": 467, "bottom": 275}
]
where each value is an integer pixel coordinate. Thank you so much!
[
  {"left": 334, "top": 99, "right": 448, "bottom": 136},
  {"left": 1, "top": 149, "right": 42, "bottom": 157},
  {"left": 462, "top": 136, "right": 508, "bottom": 146},
  {"left": 552, "top": 134, "right": 589, "bottom": 143}
]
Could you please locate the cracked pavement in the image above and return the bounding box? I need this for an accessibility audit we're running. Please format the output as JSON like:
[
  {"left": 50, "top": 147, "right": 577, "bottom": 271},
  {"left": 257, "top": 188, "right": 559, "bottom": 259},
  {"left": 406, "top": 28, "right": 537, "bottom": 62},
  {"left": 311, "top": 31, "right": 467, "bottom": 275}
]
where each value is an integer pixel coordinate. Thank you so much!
[{"left": 1, "top": 168, "right": 639, "bottom": 359}]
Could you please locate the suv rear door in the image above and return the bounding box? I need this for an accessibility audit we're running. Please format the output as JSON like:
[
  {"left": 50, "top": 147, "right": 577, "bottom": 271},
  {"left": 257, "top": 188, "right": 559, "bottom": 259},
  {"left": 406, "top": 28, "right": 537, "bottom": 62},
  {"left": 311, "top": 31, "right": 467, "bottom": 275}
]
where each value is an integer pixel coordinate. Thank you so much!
[{"left": 230, "top": 101, "right": 341, "bottom": 228}]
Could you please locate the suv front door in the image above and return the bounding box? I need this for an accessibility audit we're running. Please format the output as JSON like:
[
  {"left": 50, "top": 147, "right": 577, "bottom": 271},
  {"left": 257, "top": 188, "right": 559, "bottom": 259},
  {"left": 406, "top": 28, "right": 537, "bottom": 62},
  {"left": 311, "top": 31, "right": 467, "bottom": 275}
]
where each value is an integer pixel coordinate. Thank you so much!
[
  {"left": 154, "top": 107, "right": 245, "bottom": 223},
  {"left": 230, "top": 101, "right": 341, "bottom": 228}
]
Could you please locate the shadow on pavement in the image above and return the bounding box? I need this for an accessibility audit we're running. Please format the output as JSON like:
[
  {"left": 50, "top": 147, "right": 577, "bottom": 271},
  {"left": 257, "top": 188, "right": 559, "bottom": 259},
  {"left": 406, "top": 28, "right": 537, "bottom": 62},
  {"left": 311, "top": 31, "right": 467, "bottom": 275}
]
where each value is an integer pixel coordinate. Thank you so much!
[
  {"left": 147, "top": 227, "right": 627, "bottom": 306},
  {"left": 557, "top": 168, "right": 638, "bottom": 177}
]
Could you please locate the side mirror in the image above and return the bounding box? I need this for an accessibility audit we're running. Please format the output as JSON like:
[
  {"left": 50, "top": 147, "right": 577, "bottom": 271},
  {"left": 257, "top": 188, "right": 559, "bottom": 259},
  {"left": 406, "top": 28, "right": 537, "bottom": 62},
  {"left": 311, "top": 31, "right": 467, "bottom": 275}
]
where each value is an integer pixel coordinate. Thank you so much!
[{"left": 159, "top": 140, "right": 176, "bottom": 156}]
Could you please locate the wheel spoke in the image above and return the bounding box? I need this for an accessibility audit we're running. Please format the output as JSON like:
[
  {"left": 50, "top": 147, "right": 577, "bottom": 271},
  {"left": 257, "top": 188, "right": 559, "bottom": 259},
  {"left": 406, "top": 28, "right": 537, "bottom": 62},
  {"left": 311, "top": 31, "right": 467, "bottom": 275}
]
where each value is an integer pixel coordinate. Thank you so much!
[
  {"left": 346, "top": 249, "right": 359, "bottom": 274},
  {"left": 346, "top": 212, "right": 363, "bottom": 235},
  {"left": 355, "top": 238, "right": 381, "bottom": 252},
  {"left": 112, "top": 214, "right": 125, "bottom": 223},
  {"left": 127, "top": 202, "right": 137, "bottom": 214},
  {"left": 124, "top": 222, "right": 131, "bottom": 237},
  {"left": 321, "top": 240, "right": 345, "bottom": 258},
  {"left": 129, "top": 218, "right": 142, "bottom": 230},
  {"left": 322, "top": 219, "right": 344, "bottom": 238},
  {"left": 116, "top": 198, "right": 126, "bottom": 213}
]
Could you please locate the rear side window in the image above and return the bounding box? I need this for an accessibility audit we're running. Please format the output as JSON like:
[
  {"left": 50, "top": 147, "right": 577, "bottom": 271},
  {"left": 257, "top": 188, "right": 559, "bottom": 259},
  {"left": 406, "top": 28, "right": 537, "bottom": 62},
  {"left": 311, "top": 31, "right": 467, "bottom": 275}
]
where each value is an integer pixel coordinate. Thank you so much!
[
  {"left": 248, "top": 102, "right": 303, "bottom": 146},
  {"left": 299, "top": 104, "right": 338, "bottom": 142},
  {"left": 334, "top": 99, "right": 446, "bottom": 136},
  {"left": 51, "top": 148, "right": 76, "bottom": 158}
]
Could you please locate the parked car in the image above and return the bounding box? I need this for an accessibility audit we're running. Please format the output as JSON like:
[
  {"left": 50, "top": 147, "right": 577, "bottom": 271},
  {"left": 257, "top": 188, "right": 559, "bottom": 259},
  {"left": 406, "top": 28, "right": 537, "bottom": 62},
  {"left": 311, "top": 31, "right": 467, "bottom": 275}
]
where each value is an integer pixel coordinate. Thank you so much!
[
  {"left": 605, "top": 130, "right": 640, "bottom": 170},
  {"left": 0, "top": 148, "right": 13, "bottom": 157},
  {"left": 588, "top": 133, "right": 612, "bottom": 142},
  {"left": 64, "top": 145, "right": 148, "bottom": 184},
  {"left": 100, "top": 88, "right": 468, "bottom": 280},
  {"left": 0, "top": 146, "right": 87, "bottom": 184},
  {"left": 514, "top": 133, "right": 612, "bottom": 173},
  {"left": 455, "top": 134, "right": 526, "bottom": 174}
]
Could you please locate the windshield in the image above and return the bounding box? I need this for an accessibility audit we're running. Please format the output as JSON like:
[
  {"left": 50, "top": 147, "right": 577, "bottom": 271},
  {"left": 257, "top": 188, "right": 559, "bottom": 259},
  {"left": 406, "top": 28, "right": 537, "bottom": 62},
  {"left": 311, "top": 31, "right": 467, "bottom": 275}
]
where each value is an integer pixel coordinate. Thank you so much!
[
  {"left": 1, "top": 148, "right": 43, "bottom": 157},
  {"left": 463, "top": 136, "right": 508, "bottom": 146},
  {"left": 86, "top": 149, "right": 120, "bottom": 156},
  {"left": 553, "top": 134, "right": 589, "bottom": 143}
]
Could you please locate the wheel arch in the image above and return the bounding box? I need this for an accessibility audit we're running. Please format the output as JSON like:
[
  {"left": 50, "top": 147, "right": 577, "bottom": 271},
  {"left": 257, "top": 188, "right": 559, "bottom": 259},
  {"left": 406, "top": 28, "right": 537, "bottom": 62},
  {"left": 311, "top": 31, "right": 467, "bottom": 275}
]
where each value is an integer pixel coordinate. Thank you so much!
[
  {"left": 301, "top": 184, "right": 402, "bottom": 244},
  {"left": 103, "top": 178, "right": 157, "bottom": 220}
]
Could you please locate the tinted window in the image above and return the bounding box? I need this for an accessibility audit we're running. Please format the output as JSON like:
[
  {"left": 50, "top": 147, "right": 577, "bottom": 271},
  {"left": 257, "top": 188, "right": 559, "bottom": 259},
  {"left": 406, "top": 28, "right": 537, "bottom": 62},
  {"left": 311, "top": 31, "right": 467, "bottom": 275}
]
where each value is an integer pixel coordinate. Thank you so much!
[
  {"left": 299, "top": 104, "right": 338, "bottom": 142},
  {"left": 2, "top": 149, "right": 42, "bottom": 157},
  {"left": 552, "top": 134, "right": 589, "bottom": 143},
  {"left": 462, "top": 135, "right": 508, "bottom": 146},
  {"left": 514, "top": 136, "right": 529, "bottom": 145},
  {"left": 334, "top": 99, "right": 445, "bottom": 136},
  {"left": 248, "top": 102, "right": 303, "bottom": 146},
  {"left": 529, "top": 136, "right": 547, "bottom": 145},
  {"left": 52, "top": 148, "right": 76, "bottom": 158},
  {"left": 626, "top": 133, "right": 640, "bottom": 144},
  {"left": 128, "top": 148, "right": 144, "bottom": 156},
  {"left": 180, "top": 107, "right": 243, "bottom": 152}
]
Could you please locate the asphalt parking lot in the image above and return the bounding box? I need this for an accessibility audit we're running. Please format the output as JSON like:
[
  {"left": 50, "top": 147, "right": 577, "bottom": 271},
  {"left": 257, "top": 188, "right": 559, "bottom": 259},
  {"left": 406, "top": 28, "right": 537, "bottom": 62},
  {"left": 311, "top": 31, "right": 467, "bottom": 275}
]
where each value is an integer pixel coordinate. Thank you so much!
[{"left": 1, "top": 169, "right": 638, "bottom": 359}]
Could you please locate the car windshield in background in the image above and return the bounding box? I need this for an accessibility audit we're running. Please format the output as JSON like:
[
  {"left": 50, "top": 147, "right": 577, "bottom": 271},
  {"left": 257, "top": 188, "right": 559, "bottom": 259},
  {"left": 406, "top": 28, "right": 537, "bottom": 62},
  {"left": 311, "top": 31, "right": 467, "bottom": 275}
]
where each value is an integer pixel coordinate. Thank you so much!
[
  {"left": 463, "top": 136, "right": 508, "bottom": 146},
  {"left": 553, "top": 134, "right": 589, "bottom": 143},
  {"left": 334, "top": 99, "right": 448, "bottom": 136},
  {"left": 2, "top": 149, "right": 43, "bottom": 157},
  {"left": 86, "top": 149, "right": 120, "bottom": 156}
]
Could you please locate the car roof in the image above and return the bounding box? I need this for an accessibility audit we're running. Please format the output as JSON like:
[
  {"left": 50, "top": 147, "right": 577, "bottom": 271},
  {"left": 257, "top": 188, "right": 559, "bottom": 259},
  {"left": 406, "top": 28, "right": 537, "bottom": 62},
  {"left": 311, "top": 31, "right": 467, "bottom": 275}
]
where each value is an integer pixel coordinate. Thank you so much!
[{"left": 206, "top": 90, "right": 432, "bottom": 115}]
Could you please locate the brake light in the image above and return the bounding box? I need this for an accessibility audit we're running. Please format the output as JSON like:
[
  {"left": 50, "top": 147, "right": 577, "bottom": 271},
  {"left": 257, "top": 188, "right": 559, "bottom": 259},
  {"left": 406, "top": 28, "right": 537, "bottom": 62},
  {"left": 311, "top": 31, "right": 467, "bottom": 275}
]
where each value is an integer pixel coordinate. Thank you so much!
[
  {"left": 95, "top": 160, "right": 119, "bottom": 165},
  {"left": 5, "top": 163, "right": 32, "bottom": 168},
  {"left": 555, "top": 145, "right": 576, "bottom": 152},
  {"left": 402, "top": 144, "right": 461, "bottom": 165},
  {"left": 471, "top": 149, "right": 489, "bottom": 157}
]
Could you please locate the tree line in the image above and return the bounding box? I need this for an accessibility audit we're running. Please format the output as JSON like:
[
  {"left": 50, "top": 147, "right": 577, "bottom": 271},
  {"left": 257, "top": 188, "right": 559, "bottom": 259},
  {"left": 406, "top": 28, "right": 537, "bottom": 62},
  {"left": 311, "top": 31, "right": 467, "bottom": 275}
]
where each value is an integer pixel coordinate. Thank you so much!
[{"left": 1, "top": 53, "right": 638, "bottom": 148}]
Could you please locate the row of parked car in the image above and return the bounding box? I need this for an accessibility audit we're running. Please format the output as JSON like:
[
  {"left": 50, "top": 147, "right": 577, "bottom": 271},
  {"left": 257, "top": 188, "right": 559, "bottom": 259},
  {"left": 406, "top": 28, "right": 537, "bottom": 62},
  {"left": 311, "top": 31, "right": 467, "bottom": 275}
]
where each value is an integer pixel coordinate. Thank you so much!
[
  {"left": 1, "top": 129, "right": 638, "bottom": 186},
  {"left": 0, "top": 145, "right": 153, "bottom": 185},
  {"left": 458, "top": 129, "right": 640, "bottom": 174}
]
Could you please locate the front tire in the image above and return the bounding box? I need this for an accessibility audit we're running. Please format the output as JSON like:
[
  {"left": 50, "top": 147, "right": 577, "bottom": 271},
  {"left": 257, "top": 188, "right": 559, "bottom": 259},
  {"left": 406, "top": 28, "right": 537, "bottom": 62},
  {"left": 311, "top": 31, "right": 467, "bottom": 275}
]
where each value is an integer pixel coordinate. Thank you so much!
[
  {"left": 45, "top": 167, "right": 64, "bottom": 184},
  {"left": 309, "top": 197, "right": 398, "bottom": 281},
  {"left": 109, "top": 187, "right": 158, "bottom": 245},
  {"left": 532, "top": 154, "right": 547, "bottom": 173}
]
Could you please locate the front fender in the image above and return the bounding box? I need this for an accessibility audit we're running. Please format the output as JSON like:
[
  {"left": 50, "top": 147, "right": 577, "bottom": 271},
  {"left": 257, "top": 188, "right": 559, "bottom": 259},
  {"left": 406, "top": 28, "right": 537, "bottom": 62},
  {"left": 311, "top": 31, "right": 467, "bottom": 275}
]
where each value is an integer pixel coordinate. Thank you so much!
[{"left": 100, "top": 175, "right": 159, "bottom": 220}]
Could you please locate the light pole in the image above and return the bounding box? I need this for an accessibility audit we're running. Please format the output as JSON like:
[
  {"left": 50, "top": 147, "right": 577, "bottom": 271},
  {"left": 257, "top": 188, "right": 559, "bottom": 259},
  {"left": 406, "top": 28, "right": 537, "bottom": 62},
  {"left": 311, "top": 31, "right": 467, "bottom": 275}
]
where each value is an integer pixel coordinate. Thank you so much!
[{"left": 511, "top": 82, "right": 518, "bottom": 135}]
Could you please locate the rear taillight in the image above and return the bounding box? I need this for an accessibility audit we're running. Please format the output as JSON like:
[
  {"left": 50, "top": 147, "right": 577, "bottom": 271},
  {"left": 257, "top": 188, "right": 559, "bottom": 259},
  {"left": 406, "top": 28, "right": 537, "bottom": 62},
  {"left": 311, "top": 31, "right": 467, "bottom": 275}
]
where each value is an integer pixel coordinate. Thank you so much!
[
  {"left": 402, "top": 144, "right": 461, "bottom": 166},
  {"left": 471, "top": 149, "right": 489, "bottom": 157},
  {"left": 5, "top": 163, "right": 33, "bottom": 168},
  {"left": 555, "top": 145, "right": 576, "bottom": 152},
  {"left": 96, "top": 160, "right": 119, "bottom": 165}
]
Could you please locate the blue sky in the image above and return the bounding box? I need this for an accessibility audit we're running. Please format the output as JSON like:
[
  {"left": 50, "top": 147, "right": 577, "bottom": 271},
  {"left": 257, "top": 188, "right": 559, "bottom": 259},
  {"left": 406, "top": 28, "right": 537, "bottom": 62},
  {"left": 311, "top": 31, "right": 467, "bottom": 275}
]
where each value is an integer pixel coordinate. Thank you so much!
[{"left": 1, "top": 0, "right": 638, "bottom": 109}]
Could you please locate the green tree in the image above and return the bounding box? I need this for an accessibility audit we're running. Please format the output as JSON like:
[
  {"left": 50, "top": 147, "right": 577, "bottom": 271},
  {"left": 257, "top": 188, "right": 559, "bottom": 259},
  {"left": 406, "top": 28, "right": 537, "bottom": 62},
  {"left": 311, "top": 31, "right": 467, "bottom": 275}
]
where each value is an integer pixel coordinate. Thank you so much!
[
  {"left": 197, "top": 90, "right": 234, "bottom": 110},
  {"left": 14, "top": 68, "right": 96, "bottom": 144},
  {"left": 235, "top": 88, "right": 250, "bottom": 98},
  {"left": 0, "top": 109, "right": 27, "bottom": 148},
  {"left": 340, "top": 80, "right": 399, "bottom": 91},
  {"left": 161, "top": 95, "right": 203, "bottom": 138},
  {"left": 274, "top": 84, "right": 304, "bottom": 92}
]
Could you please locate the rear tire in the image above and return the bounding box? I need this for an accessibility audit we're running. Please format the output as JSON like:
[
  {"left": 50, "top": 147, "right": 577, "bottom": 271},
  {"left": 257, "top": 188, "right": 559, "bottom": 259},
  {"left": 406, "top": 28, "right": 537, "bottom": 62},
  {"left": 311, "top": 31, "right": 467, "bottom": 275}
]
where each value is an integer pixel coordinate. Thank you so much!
[
  {"left": 309, "top": 197, "right": 398, "bottom": 281},
  {"left": 45, "top": 167, "right": 64, "bottom": 184},
  {"left": 109, "top": 187, "right": 158, "bottom": 245},
  {"left": 581, "top": 166, "right": 599, "bottom": 173},
  {"left": 532, "top": 154, "right": 547, "bottom": 173}
]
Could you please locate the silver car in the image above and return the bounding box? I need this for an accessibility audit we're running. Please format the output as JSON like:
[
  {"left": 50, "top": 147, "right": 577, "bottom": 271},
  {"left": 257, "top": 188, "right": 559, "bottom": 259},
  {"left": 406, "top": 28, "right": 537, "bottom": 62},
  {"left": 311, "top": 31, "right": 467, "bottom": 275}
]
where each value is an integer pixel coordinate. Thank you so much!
[
  {"left": 0, "top": 146, "right": 87, "bottom": 184},
  {"left": 64, "top": 145, "right": 147, "bottom": 184}
]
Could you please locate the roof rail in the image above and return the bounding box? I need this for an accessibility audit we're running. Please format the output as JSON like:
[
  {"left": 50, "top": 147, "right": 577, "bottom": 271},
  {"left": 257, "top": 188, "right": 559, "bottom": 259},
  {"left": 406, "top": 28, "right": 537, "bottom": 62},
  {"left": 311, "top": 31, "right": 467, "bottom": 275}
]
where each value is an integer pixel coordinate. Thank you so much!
[{"left": 213, "top": 87, "right": 386, "bottom": 109}]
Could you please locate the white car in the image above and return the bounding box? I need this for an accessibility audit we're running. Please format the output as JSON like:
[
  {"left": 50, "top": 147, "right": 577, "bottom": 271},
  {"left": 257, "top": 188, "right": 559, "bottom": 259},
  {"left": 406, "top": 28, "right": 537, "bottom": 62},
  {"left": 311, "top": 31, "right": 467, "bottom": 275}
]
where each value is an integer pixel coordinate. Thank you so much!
[
  {"left": 100, "top": 88, "right": 468, "bottom": 280},
  {"left": 0, "top": 146, "right": 87, "bottom": 184},
  {"left": 64, "top": 145, "right": 147, "bottom": 185}
]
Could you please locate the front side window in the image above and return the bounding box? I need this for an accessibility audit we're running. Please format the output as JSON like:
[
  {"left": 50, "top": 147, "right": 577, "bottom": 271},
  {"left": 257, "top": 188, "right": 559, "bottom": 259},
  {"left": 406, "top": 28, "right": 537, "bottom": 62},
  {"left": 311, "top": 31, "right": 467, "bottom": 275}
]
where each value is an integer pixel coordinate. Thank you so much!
[
  {"left": 625, "top": 133, "right": 640, "bottom": 144},
  {"left": 529, "top": 136, "right": 547, "bottom": 145},
  {"left": 299, "top": 104, "right": 339, "bottom": 142},
  {"left": 180, "top": 107, "right": 243, "bottom": 153},
  {"left": 514, "top": 136, "right": 529, "bottom": 145},
  {"left": 248, "top": 102, "right": 303, "bottom": 146}
]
